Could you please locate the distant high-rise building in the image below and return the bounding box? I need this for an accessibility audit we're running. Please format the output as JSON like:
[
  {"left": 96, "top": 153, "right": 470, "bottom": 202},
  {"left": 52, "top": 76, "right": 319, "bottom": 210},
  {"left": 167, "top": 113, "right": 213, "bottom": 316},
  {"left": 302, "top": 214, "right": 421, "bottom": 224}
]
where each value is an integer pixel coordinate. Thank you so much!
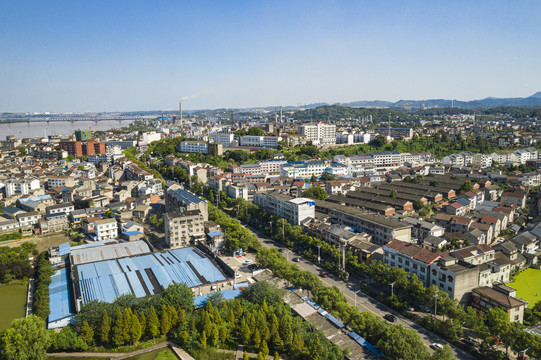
[{"left": 75, "top": 129, "right": 92, "bottom": 141}]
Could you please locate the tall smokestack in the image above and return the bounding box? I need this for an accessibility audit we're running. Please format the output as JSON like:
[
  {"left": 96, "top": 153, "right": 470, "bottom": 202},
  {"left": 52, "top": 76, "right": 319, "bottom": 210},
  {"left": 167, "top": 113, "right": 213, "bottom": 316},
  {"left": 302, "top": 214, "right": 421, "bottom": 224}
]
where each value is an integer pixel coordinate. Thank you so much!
[
  {"left": 280, "top": 106, "right": 282, "bottom": 122},
  {"left": 179, "top": 101, "right": 183, "bottom": 127}
]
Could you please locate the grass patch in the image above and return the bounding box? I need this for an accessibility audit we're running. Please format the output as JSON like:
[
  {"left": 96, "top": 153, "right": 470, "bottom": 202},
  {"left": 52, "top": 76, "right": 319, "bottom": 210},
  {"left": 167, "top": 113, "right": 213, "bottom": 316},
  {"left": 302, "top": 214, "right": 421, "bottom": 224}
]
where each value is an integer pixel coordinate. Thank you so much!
[{"left": 507, "top": 268, "right": 541, "bottom": 305}]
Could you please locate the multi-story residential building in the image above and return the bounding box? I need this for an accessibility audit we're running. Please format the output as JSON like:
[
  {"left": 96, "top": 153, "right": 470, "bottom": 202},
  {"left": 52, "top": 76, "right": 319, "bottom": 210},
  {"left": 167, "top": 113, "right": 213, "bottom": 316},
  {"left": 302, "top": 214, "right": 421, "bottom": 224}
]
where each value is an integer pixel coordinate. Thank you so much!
[
  {"left": 280, "top": 160, "right": 330, "bottom": 178},
  {"left": 443, "top": 152, "right": 474, "bottom": 167},
  {"left": 472, "top": 285, "right": 528, "bottom": 323},
  {"left": 46, "top": 203, "right": 75, "bottom": 215},
  {"left": 298, "top": 122, "right": 336, "bottom": 145},
  {"left": 208, "top": 133, "right": 235, "bottom": 146},
  {"left": 253, "top": 192, "right": 315, "bottom": 226},
  {"left": 94, "top": 218, "right": 118, "bottom": 241},
  {"left": 165, "top": 185, "right": 208, "bottom": 221},
  {"left": 47, "top": 176, "right": 76, "bottom": 189},
  {"left": 103, "top": 140, "right": 137, "bottom": 149},
  {"left": 239, "top": 136, "right": 281, "bottom": 148},
  {"left": 451, "top": 244, "right": 495, "bottom": 265},
  {"left": 0, "top": 218, "right": 20, "bottom": 234},
  {"left": 329, "top": 206, "right": 412, "bottom": 245},
  {"left": 501, "top": 192, "right": 526, "bottom": 208},
  {"left": 383, "top": 239, "right": 441, "bottom": 286},
  {"left": 124, "top": 163, "right": 154, "bottom": 181},
  {"left": 5, "top": 178, "right": 40, "bottom": 197},
  {"left": 431, "top": 255, "right": 480, "bottom": 304},
  {"left": 39, "top": 213, "right": 69, "bottom": 234},
  {"left": 36, "top": 150, "right": 68, "bottom": 160},
  {"left": 179, "top": 141, "right": 208, "bottom": 154},
  {"left": 59, "top": 140, "right": 106, "bottom": 157},
  {"left": 472, "top": 153, "right": 493, "bottom": 168},
  {"left": 397, "top": 216, "right": 445, "bottom": 240},
  {"left": 88, "top": 145, "right": 123, "bottom": 164},
  {"left": 374, "top": 127, "right": 414, "bottom": 140},
  {"left": 164, "top": 210, "right": 205, "bottom": 248},
  {"left": 16, "top": 212, "right": 42, "bottom": 235}
]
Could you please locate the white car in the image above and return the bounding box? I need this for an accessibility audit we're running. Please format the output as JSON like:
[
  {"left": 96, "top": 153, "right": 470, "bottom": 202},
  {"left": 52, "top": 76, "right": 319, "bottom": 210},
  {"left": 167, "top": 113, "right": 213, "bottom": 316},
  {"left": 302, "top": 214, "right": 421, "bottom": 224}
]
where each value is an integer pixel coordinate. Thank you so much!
[
  {"left": 430, "top": 343, "right": 444, "bottom": 350},
  {"left": 243, "top": 259, "right": 252, "bottom": 265},
  {"left": 235, "top": 273, "right": 242, "bottom": 279}
]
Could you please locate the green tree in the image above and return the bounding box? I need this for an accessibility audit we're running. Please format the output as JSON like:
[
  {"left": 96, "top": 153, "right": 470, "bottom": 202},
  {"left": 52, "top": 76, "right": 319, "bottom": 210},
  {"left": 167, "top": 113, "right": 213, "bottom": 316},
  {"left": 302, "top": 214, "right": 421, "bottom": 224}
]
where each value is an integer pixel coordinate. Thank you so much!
[
  {"left": 320, "top": 172, "right": 336, "bottom": 182},
  {"left": 99, "top": 310, "right": 111, "bottom": 344},
  {"left": 122, "top": 308, "right": 133, "bottom": 342},
  {"left": 253, "top": 328, "right": 261, "bottom": 347},
  {"left": 430, "top": 344, "right": 454, "bottom": 360},
  {"left": 390, "top": 189, "right": 397, "bottom": 198},
  {"left": 413, "top": 199, "right": 424, "bottom": 211},
  {"left": 211, "top": 326, "right": 219, "bottom": 347},
  {"left": 243, "top": 351, "right": 249, "bottom": 360},
  {"left": 160, "top": 282, "right": 195, "bottom": 310},
  {"left": 0, "top": 315, "right": 49, "bottom": 360},
  {"left": 460, "top": 180, "right": 473, "bottom": 193},
  {"left": 80, "top": 321, "right": 94, "bottom": 344},
  {"left": 219, "top": 327, "right": 228, "bottom": 344},
  {"left": 160, "top": 305, "right": 171, "bottom": 335},
  {"left": 111, "top": 307, "right": 125, "bottom": 347},
  {"left": 260, "top": 339, "right": 269, "bottom": 358},
  {"left": 130, "top": 313, "right": 142, "bottom": 344},
  {"left": 200, "top": 330, "right": 207, "bottom": 349},
  {"left": 147, "top": 307, "right": 160, "bottom": 339},
  {"left": 302, "top": 186, "right": 327, "bottom": 200}
]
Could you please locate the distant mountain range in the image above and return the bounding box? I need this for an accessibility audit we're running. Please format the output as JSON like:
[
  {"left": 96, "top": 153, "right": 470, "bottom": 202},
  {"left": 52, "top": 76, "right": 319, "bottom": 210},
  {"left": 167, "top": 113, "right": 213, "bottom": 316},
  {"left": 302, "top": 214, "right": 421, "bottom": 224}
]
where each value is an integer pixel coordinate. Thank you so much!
[{"left": 260, "top": 92, "right": 541, "bottom": 111}]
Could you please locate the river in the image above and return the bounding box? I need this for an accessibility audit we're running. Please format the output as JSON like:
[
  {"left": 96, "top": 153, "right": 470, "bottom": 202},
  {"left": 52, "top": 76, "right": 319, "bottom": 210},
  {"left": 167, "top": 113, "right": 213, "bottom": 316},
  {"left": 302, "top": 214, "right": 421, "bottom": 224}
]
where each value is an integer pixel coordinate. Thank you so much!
[
  {"left": 0, "top": 120, "right": 134, "bottom": 139},
  {"left": 0, "top": 283, "right": 27, "bottom": 330}
]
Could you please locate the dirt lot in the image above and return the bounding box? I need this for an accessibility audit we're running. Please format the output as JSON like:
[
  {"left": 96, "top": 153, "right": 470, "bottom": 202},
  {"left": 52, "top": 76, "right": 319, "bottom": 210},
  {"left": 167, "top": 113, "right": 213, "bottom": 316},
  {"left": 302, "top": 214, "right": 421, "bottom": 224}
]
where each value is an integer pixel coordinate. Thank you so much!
[{"left": 0, "top": 232, "right": 73, "bottom": 252}]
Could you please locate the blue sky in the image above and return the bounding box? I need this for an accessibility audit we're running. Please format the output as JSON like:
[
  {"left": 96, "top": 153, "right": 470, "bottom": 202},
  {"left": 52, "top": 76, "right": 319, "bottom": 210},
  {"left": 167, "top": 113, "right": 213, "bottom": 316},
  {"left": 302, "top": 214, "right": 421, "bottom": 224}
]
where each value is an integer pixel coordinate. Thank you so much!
[{"left": 1, "top": 1, "right": 540, "bottom": 112}]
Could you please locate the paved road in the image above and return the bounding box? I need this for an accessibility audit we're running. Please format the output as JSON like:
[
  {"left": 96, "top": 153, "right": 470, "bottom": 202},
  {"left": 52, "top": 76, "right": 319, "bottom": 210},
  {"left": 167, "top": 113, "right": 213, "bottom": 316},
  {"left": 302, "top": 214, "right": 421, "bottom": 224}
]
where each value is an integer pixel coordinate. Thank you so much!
[{"left": 249, "top": 226, "right": 476, "bottom": 360}]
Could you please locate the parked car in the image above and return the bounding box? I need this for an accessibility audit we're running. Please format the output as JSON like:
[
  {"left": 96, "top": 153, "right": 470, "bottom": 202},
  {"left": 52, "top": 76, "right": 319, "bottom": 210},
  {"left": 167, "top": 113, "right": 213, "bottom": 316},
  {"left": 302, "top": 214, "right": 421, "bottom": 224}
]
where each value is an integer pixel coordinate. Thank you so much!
[
  {"left": 383, "top": 314, "right": 397, "bottom": 322},
  {"left": 243, "top": 259, "right": 252, "bottom": 265},
  {"left": 292, "top": 257, "right": 300, "bottom": 262},
  {"left": 430, "top": 343, "right": 444, "bottom": 350},
  {"left": 319, "top": 271, "right": 328, "bottom": 278},
  {"left": 235, "top": 273, "right": 242, "bottom": 279}
]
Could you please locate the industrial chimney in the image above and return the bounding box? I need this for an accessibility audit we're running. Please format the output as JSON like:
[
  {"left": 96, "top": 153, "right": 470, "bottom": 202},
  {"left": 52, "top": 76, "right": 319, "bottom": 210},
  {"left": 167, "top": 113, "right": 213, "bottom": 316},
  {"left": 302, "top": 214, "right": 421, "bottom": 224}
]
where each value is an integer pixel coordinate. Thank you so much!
[{"left": 179, "top": 101, "right": 183, "bottom": 127}]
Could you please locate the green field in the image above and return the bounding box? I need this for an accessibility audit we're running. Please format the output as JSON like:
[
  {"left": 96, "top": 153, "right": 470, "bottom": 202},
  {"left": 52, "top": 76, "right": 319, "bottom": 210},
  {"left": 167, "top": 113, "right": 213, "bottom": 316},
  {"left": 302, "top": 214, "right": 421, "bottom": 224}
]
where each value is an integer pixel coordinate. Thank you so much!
[{"left": 507, "top": 268, "right": 541, "bottom": 306}]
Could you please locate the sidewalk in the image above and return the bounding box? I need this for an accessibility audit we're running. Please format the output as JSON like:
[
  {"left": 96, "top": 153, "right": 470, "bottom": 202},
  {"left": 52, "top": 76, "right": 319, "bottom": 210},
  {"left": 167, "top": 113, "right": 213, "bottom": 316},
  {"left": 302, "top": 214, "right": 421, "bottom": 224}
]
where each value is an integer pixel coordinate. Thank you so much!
[{"left": 48, "top": 341, "right": 173, "bottom": 359}]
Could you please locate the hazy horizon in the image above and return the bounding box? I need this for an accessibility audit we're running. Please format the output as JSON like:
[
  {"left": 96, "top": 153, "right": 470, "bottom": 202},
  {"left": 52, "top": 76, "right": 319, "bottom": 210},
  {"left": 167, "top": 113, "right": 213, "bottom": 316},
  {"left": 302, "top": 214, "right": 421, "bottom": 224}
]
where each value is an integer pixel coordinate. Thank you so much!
[{"left": 2, "top": 1, "right": 540, "bottom": 113}]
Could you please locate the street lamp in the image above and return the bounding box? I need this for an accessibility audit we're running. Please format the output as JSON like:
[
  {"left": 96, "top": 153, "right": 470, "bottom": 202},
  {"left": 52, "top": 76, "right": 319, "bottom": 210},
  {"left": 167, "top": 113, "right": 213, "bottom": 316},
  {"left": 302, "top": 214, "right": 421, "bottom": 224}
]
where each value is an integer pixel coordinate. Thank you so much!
[
  {"left": 433, "top": 293, "right": 439, "bottom": 319},
  {"left": 389, "top": 281, "right": 396, "bottom": 297},
  {"left": 269, "top": 221, "right": 273, "bottom": 236},
  {"left": 316, "top": 244, "right": 321, "bottom": 263},
  {"left": 354, "top": 289, "right": 362, "bottom": 308}
]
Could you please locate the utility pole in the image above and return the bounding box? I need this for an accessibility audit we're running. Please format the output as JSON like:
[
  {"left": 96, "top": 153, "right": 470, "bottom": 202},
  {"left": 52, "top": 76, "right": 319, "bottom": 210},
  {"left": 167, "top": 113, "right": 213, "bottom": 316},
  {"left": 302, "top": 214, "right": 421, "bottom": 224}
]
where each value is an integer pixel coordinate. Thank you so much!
[
  {"left": 433, "top": 293, "right": 439, "bottom": 323},
  {"left": 316, "top": 244, "right": 321, "bottom": 263},
  {"left": 354, "top": 289, "right": 361, "bottom": 308},
  {"left": 269, "top": 221, "right": 273, "bottom": 236},
  {"left": 282, "top": 219, "right": 285, "bottom": 242}
]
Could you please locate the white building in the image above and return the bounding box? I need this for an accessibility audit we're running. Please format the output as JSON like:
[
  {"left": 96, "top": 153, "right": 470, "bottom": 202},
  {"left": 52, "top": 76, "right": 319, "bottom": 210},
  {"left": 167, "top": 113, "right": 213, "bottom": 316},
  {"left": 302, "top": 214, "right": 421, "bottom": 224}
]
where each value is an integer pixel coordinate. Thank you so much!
[
  {"left": 141, "top": 132, "right": 162, "bottom": 144},
  {"left": 239, "top": 136, "right": 281, "bottom": 148},
  {"left": 253, "top": 192, "right": 315, "bottom": 225},
  {"left": 280, "top": 160, "right": 330, "bottom": 178},
  {"left": 298, "top": 122, "right": 336, "bottom": 145},
  {"left": 179, "top": 141, "right": 208, "bottom": 154},
  {"left": 209, "top": 133, "right": 235, "bottom": 146},
  {"left": 95, "top": 218, "right": 118, "bottom": 241},
  {"left": 88, "top": 145, "right": 123, "bottom": 164},
  {"left": 5, "top": 178, "right": 40, "bottom": 197},
  {"left": 472, "top": 154, "right": 493, "bottom": 168}
]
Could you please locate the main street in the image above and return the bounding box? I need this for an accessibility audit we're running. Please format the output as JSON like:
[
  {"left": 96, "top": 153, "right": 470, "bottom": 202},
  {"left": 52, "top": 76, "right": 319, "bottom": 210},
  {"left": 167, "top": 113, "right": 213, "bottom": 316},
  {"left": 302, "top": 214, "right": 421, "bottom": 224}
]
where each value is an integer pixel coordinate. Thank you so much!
[{"left": 247, "top": 225, "right": 476, "bottom": 360}]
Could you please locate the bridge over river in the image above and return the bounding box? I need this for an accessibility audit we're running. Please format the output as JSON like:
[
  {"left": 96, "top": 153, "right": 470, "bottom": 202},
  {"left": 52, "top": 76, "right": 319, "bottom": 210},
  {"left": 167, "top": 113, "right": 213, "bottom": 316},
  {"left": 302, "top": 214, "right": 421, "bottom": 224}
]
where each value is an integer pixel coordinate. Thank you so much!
[{"left": 0, "top": 115, "right": 148, "bottom": 124}]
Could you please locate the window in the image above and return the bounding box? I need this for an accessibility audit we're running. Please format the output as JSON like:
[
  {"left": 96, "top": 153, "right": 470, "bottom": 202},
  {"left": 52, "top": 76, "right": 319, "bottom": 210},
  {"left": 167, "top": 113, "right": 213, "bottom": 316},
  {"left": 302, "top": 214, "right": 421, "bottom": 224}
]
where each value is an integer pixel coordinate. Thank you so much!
[
  {"left": 398, "top": 258, "right": 403, "bottom": 263},
  {"left": 405, "top": 260, "right": 410, "bottom": 266},
  {"left": 448, "top": 287, "right": 452, "bottom": 292}
]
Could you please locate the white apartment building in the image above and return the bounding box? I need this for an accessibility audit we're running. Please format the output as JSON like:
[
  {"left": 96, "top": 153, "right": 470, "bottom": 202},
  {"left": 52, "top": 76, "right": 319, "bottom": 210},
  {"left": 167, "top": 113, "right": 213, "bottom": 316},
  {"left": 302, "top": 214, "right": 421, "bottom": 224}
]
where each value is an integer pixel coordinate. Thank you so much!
[
  {"left": 5, "top": 178, "right": 40, "bottom": 197},
  {"left": 383, "top": 240, "right": 441, "bottom": 286},
  {"left": 142, "top": 132, "right": 162, "bottom": 144},
  {"left": 209, "top": 133, "right": 235, "bottom": 146},
  {"left": 16, "top": 212, "right": 42, "bottom": 228},
  {"left": 258, "top": 158, "right": 287, "bottom": 174},
  {"left": 336, "top": 132, "right": 354, "bottom": 145},
  {"left": 164, "top": 210, "right": 205, "bottom": 248},
  {"left": 95, "top": 218, "right": 118, "bottom": 241},
  {"left": 47, "top": 176, "right": 75, "bottom": 189},
  {"left": 254, "top": 192, "right": 315, "bottom": 225},
  {"left": 443, "top": 152, "right": 474, "bottom": 167},
  {"left": 298, "top": 122, "right": 336, "bottom": 145},
  {"left": 179, "top": 141, "right": 208, "bottom": 154},
  {"left": 88, "top": 145, "right": 123, "bottom": 164},
  {"left": 104, "top": 140, "right": 137, "bottom": 149},
  {"left": 239, "top": 136, "right": 281, "bottom": 148},
  {"left": 46, "top": 203, "right": 75, "bottom": 215},
  {"left": 280, "top": 160, "right": 329, "bottom": 178},
  {"left": 472, "top": 153, "right": 493, "bottom": 168}
]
